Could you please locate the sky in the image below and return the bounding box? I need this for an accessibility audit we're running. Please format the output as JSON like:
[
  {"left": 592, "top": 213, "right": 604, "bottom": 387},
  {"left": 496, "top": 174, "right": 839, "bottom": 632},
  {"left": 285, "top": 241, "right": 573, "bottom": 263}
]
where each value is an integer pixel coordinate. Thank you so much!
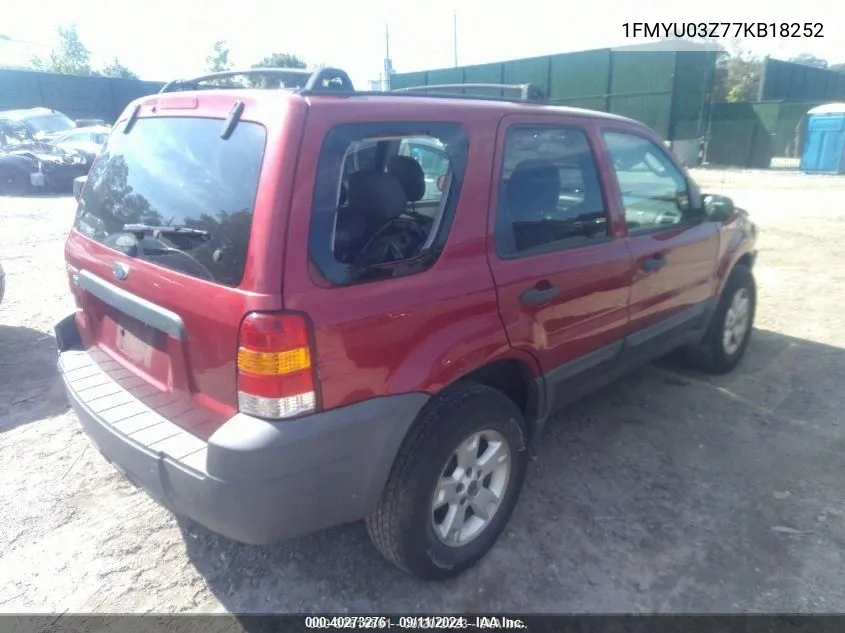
[{"left": 0, "top": 0, "right": 839, "bottom": 87}]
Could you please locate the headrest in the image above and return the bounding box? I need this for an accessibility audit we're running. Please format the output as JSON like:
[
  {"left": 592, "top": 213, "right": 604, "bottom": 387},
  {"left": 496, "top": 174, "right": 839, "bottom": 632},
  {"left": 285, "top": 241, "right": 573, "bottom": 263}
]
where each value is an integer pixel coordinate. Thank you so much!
[
  {"left": 347, "top": 170, "right": 408, "bottom": 221},
  {"left": 506, "top": 159, "right": 560, "bottom": 215},
  {"left": 387, "top": 155, "right": 426, "bottom": 203}
]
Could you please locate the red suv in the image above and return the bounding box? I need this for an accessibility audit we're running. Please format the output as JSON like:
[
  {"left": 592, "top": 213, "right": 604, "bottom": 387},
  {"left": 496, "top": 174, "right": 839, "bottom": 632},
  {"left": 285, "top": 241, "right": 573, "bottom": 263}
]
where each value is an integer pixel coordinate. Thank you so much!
[{"left": 55, "top": 68, "right": 757, "bottom": 580}]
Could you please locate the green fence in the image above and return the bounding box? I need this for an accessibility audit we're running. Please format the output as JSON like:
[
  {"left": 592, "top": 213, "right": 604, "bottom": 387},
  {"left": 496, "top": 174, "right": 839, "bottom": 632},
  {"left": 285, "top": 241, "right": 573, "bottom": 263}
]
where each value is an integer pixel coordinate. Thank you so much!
[
  {"left": 706, "top": 100, "right": 824, "bottom": 167},
  {"left": 0, "top": 69, "right": 164, "bottom": 123},
  {"left": 759, "top": 58, "right": 845, "bottom": 102},
  {"left": 391, "top": 48, "right": 718, "bottom": 141}
]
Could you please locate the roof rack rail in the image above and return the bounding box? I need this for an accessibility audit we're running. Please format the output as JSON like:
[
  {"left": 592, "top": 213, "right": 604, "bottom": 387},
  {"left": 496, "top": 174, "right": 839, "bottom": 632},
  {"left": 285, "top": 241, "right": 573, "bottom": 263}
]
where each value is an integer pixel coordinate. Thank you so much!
[
  {"left": 158, "top": 67, "right": 355, "bottom": 94},
  {"left": 391, "top": 83, "right": 547, "bottom": 103}
]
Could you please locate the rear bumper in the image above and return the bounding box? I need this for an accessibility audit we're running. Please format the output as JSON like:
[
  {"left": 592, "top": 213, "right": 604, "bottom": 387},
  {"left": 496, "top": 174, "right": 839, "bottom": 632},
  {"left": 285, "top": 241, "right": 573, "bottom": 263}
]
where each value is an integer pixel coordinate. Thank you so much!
[{"left": 55, "top": 316, "right": 428, "bottom": 545}]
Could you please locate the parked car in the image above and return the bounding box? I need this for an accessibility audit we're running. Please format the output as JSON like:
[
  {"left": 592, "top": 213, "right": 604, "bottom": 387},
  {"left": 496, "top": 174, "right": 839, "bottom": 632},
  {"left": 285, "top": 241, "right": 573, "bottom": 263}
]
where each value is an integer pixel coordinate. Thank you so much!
[
  {"left": 0, "top": 107, "right": 77, "bottom": 142},
  {"left": 54, "top": 68, "right": 758, "bottom": 580},
  {"left": 0, "top": 111, "right": 96, "bottom": 194},
  {"left": 0, "top": 133, "right": 91, "bottom": 195},
  {"left": 54, "top": 125, "right": 111, "bottom": 164}
]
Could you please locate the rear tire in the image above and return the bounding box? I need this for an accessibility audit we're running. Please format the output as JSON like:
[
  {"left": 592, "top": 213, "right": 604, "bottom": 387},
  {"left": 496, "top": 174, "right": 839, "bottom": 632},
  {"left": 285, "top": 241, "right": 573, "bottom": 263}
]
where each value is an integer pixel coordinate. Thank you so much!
[
  {"left": 686, "top": 264, "right": 756, "bottom": 374},
  {"left": 366, "top": 382, "right": 528, "bottom": 580}
]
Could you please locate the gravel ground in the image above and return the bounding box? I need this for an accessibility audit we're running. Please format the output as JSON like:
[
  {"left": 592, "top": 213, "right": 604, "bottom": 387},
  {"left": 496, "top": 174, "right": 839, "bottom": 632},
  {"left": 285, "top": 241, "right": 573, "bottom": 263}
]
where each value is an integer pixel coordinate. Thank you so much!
[{"left": 1, "top": 170, "right": 844, "bottom": 614}]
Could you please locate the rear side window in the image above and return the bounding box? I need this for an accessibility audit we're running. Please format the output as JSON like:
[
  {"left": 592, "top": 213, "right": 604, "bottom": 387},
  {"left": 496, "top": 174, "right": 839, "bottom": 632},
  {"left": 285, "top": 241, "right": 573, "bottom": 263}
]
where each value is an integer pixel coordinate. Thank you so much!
[
  {"left": 309, "top": 122, "right": 468, "bottom": 286},
  {"left": 75, "top": 117, "right": 267, "bottom": 287}
]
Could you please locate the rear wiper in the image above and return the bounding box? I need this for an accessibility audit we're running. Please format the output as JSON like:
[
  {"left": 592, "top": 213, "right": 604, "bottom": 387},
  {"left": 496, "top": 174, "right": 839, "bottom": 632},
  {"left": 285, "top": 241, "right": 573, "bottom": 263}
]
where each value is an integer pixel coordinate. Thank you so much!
[{"left": 123, "top": 224, "right": 210, "bottom": 239}]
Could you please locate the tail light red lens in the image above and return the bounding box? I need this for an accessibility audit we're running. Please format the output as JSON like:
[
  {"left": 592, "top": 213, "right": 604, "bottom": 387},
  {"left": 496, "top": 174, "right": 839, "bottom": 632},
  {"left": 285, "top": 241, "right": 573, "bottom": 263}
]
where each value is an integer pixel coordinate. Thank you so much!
[{"left": 236, "top": 312, "right": 318, "bottom": 420}]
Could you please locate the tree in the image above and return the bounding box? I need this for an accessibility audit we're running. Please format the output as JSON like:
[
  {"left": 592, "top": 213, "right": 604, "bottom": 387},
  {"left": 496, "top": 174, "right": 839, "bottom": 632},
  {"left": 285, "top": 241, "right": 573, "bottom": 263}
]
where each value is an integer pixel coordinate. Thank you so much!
[
  {"left": 692, "top": 37, "right": 763, "bottom": 102},
  {"left": 720, "top": 55, "right": 763, "bottom": 102},
  {"left": 789, "top": 53, "right": 828, "bottom": 69},
  {"left": 251, "top": 52, "right": 306, "bottom": 70},
  {"left": 31, "top": 25, "right": 93, "bottom": 75},
  {"left": 206, "top": 40, "right": 232, "bottom": 73},
  {"left": 100, "top": 57, "right": 139, "bottom": 79},
  {"left": 248, "top": 52, "right": 307, "bottom": 87}
]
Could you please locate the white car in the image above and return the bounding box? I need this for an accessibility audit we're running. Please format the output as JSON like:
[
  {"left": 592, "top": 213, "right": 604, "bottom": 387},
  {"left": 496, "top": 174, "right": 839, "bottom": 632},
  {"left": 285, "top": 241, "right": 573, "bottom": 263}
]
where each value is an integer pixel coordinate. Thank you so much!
[{"left": 54, "top": 126, "right": 111, "bottom": 163}]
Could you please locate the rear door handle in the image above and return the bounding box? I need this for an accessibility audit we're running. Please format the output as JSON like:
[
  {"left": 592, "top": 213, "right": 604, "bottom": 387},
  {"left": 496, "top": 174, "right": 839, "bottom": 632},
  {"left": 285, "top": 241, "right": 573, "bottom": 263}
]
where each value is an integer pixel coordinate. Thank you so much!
[
  {"left": 641, "top": 254, "right": 667, "bottom": 272},
  {"left": 519, "top": 285, "right": 559, "bottom": 306}
]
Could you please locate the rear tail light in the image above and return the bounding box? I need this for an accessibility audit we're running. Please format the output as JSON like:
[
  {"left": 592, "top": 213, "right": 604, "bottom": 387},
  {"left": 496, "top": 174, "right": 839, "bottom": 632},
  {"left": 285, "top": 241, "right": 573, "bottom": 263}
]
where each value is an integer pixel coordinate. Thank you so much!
[{"left": 236, "top": 312, "right": 318, "bottom": 420}]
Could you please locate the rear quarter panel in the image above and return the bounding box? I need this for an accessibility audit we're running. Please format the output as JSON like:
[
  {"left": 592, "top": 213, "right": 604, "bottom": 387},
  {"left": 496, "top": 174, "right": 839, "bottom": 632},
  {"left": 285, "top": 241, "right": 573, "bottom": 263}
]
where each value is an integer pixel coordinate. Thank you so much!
[{"left": 281, "top": 101, "right": 541, "bottom": 410}]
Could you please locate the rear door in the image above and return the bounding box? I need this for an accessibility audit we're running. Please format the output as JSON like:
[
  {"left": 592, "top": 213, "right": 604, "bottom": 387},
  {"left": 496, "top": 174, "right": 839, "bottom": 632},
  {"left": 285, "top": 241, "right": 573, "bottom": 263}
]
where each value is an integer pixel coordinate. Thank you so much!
[
  {"left": 487, "top": 115, "right": 634, "bottom": 412},
  {"left": 596, "top": 125, "right": 719, "bottom": 359}
]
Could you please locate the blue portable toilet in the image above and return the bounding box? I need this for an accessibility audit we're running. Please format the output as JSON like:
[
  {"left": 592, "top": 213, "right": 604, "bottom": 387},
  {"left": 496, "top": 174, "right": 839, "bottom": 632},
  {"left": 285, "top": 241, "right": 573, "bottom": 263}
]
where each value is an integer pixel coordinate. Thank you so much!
[{"left": 801, "top": 103, "right": 845, "bottom": 174}]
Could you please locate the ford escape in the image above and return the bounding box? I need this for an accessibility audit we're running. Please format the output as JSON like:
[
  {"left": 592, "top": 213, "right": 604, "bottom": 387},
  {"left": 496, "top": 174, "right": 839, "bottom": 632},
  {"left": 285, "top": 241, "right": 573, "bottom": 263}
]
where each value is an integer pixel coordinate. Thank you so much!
[{"left": 55, "top": 68, "right": 758, "bottom": 580}]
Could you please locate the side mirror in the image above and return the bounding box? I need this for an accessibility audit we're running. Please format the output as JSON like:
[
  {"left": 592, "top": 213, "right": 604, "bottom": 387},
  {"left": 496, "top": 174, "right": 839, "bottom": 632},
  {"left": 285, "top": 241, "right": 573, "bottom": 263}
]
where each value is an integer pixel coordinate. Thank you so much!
[{"left": 703, "top": 194, "right": 735, "bottom": 222}]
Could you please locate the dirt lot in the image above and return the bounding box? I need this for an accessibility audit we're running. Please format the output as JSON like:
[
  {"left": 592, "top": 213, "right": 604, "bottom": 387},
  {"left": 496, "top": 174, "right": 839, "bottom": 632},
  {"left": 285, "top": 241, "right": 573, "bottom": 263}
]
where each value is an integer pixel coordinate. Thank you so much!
[{"left": 1, "top": 170, "right": 844, "bottom": 614}]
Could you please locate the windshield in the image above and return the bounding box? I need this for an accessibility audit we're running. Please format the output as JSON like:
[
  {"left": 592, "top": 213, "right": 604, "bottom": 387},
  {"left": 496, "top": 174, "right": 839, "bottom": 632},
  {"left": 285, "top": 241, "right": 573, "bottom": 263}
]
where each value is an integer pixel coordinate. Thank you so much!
[
  {"left": 27, "top": 113, "right": 75, "bottom": 134},
  {"left": 75, "top": 116, "right": 267, "bottom": 287},
  {"left": 0, "top": 122, "right": 32, "bottom": 146}
]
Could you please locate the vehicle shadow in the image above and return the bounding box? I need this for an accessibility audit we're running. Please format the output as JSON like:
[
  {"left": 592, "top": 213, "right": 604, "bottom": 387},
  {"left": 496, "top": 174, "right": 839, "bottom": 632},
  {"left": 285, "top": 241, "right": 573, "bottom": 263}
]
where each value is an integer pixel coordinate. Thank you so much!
[
  {"left": 0, "top": 325, "right": 67, "bottom": 433},
  {"left": 178, "top": 327, "right": 845, "bottom": 614}
]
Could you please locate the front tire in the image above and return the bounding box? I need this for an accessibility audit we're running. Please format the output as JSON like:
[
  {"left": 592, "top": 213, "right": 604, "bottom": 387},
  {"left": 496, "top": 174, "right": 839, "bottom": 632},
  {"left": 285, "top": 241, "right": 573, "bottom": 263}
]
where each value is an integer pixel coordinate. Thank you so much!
[
  {"left": 366, "top": 382, "right": 528, "bottom": 580},
  {"left": 687, "top": 264, "right": 756, "bottom": 374}
]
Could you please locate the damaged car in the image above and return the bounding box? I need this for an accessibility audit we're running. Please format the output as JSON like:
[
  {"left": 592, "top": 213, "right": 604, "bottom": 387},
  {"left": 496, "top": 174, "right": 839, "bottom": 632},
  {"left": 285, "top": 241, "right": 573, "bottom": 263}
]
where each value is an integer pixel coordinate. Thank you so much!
[
  {"left": 0, "top": 120, "right": 92, "bottom": 195},
  {"left": 0, "top": 107, "right": 77, "bottom": 142},
  {"left": 54, "top": 125, "right": 111, "bottom": 164}
]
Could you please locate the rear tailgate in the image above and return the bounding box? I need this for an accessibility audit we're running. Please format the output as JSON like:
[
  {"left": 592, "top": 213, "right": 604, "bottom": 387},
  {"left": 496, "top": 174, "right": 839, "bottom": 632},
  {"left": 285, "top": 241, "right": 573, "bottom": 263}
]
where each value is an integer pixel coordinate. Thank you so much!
[{"left": 64, "top": 93, "right": 302, "bottom": 438}]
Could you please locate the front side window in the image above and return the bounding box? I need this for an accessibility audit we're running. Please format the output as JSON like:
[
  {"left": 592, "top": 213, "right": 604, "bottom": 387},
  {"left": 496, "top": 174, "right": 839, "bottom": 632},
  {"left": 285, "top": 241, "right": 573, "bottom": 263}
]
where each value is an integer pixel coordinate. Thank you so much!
[
  {"left": 602, "top": 131, "right": 698, "bottom": 233},
  {"left": 495, "top": 125, "right": 610, "bottom": 258},
  {"left": 309, "top": 122, "right": 468, "bottom": 286}
]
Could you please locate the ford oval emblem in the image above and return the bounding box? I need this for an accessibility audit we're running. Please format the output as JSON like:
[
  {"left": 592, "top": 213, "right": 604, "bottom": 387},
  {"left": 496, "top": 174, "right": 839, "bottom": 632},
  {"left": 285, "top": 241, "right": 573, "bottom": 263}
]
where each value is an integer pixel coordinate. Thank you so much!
[{"left": 112, "top": 262, "right": 130, "bottom": 281}]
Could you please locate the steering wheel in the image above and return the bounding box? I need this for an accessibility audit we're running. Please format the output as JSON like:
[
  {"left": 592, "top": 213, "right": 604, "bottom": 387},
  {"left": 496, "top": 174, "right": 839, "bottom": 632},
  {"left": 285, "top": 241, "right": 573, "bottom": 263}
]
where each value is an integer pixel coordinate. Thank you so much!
[{"left": 354, "top": 218, "right": 427, "bottom": 268}]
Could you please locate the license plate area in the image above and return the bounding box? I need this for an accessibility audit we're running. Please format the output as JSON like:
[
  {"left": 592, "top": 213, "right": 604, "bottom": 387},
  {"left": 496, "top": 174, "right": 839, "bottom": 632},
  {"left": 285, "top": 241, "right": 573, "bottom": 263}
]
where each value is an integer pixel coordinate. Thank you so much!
[
  {"left": 110, "top": 312, "right": 170, "bottom": 384},
  {"left": 116, "top": 315, "right": 158, "bottom": 362}
]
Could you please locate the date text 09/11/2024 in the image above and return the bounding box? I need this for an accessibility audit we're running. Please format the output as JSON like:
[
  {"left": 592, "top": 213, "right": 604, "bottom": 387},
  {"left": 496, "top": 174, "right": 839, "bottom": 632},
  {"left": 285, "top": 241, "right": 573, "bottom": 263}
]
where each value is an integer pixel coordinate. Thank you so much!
[
  {"left": 622, "top": 22, "right": 824, "bottom": 38},
  {"left": 304, "top": 616, "right": 527, "bottom": 630}
]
